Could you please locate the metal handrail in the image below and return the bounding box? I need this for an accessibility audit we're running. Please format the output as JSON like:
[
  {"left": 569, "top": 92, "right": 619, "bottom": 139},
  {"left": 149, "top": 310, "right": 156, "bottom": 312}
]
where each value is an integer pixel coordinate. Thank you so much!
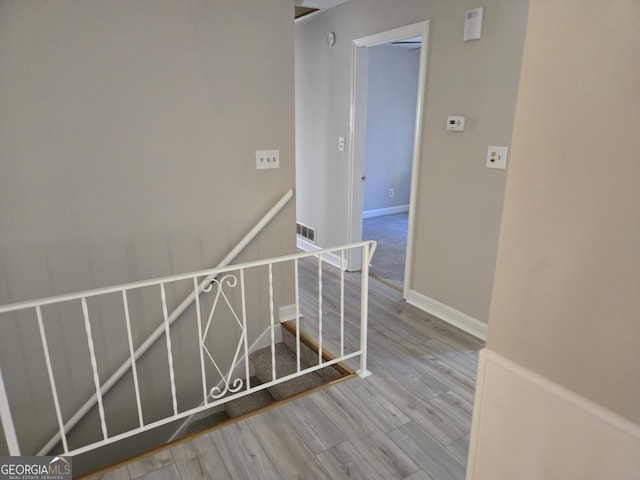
[
  {"left": 0, "top": 366, "right": 20, "bottom": 455},
  {"left": 0, "top": 237, "right": 376, "bottom": 457}
]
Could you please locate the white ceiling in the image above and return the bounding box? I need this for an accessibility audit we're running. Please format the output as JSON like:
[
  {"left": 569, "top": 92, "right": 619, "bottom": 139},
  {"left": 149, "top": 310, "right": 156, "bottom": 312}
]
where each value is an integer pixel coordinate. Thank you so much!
[{"left": 296, "top": 0, "right": 350, "bottom": 10}]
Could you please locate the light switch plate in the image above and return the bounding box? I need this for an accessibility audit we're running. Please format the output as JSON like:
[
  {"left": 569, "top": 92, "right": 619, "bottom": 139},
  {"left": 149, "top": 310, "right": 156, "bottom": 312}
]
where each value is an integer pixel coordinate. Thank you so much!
[
  {"left": 486, "top": 146, "right": 508, "bottom": 169},
  {"left": 256, "top": 150, "right": 280, "bottom": 169},
  {"left": 447, "top": 115, "right": 466, "bottom": 131}
]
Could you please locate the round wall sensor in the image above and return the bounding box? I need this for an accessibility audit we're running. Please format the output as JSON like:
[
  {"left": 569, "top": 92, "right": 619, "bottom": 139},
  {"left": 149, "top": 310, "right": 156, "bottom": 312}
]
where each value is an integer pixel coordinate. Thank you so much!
[{"left": 327, "top": 32, "right": 336, "bottom": 47}]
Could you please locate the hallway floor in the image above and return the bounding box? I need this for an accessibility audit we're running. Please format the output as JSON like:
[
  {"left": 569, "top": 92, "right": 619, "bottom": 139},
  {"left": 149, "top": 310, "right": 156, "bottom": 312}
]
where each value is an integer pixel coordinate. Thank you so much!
[{"left": 86, "top": 262, "right": 483, "bottom": 480}]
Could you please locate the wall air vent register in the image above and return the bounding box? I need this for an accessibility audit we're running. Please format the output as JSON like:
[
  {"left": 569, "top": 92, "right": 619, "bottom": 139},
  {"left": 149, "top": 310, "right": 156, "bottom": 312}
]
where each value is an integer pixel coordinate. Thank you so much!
[{"left": 296, "top": 222, "right": 316, "bottom": 244}]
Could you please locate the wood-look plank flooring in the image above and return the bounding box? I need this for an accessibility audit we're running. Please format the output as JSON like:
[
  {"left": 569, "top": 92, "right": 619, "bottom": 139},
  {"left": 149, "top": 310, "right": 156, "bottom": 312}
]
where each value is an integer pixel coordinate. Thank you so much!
[{"left": 85, "top": 257, "right": 484, "bottom": 480}]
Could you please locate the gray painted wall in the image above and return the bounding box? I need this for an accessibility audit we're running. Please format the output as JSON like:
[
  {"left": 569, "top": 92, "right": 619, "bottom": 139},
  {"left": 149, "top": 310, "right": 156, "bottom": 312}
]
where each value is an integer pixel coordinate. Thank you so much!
[
  {"left": 295, "top": 0, "right": 528, "bottom": 324},
  {"left": 363, "top": 45, "right": 419, "bottom": 213},
  {"left": 470, "top": 1, "right": 640, "bottom": 476},
  {"left": 0, "top": 0, "right": 295, "bottom": 455},
  {"left": 487, "top": 0, "right": 640, "bottom": 425}
]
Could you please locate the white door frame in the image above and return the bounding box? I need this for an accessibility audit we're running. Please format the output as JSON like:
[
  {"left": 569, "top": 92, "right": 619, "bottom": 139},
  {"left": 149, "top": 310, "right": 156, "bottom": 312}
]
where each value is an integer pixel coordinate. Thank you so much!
[{"left": 346, "top": 20, "right": 430, "bottom": 298}]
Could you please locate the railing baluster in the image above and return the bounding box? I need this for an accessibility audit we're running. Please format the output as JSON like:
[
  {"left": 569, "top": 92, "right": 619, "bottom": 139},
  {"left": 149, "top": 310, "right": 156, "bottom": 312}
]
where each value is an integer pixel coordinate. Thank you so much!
[
  {"left": 0, "top": 239, "right": 375, "bottom": 457},
  {"left": 340, "top": 249, "right": 345, "bottom": 357},
  {"left": 36, "top": 305, "right": 70, "bottom": 453},
  {"left": 0, "top": 364, "right": 20, "bottom": 455},
  {"left": 82, "top": 298, "right": 109, "bottom": 440},
  {"left": 269, "top": 264, "right": 276, "bottom": 382},
  {"left": 193, "top": 278, "right": 208, "bottom": 405},
  {"left": 294, "top": 258, "right": 301, "bottom": 372},
  {"left": 122, "top": 291, "right": 144, "bottom": 428},
  {"left": 160, "top": 284, "right": 178, "bottom": 416},
  {"left": 358, "top": 244, "right": 371, "bottom": 377},
  {"left": 240, "top": 269, "right": 250, "bottom": 391},
  {"left": 318, "top": 254, "right": 323, "bottom": 365}
]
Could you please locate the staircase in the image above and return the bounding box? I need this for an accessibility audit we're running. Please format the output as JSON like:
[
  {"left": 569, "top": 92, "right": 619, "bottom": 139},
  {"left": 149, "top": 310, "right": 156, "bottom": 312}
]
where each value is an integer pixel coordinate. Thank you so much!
[
  {"left": 0, "top": 239, "right": 376, "bottom": 479},
  {"left": 179, "top": 321, "right": 348, "bottom": 438}
]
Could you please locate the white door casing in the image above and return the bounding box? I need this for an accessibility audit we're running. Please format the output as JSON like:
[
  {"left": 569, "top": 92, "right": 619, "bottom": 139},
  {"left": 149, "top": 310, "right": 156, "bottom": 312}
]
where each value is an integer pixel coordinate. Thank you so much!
[{"left": 346, "top": 20, "right": 430, "bottom": 300}]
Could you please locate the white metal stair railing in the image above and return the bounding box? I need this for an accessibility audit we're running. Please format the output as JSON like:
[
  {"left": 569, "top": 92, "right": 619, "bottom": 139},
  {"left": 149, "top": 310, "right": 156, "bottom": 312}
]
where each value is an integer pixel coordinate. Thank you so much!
[
  {"left": 0, "top": 240, "right": 376, "bottom": 457},
  {"left": 35, "top": 188, "right": 293, "bottom": 457}
]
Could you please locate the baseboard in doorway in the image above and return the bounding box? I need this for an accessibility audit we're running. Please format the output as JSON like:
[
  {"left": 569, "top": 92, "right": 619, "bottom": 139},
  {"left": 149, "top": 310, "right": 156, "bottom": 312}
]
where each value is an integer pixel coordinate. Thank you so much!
[{"left": 362, "top": 205, "right": 409, "bottom": 219}]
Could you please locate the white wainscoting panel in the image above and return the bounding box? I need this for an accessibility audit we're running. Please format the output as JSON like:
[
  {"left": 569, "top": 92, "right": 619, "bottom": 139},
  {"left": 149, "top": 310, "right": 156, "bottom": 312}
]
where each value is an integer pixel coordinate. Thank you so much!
[{"left": 467, "top": 349, "right": 640, "bottom": 480}]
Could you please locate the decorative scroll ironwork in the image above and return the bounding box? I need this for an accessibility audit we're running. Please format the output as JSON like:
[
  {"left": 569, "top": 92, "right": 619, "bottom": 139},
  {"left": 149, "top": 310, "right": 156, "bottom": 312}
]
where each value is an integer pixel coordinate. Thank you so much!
[{"left": 200, "top": 274, "right": 246, "bottom": 399}]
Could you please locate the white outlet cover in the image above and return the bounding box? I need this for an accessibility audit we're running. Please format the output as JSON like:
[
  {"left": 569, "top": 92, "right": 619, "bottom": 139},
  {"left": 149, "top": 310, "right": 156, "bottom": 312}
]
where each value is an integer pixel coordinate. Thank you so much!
[
  {"left": 486, "top": 146, "right": 508, "bottom": 169},
  {"left": 256, "top": 150, "right": 280, "bottom": 169}
]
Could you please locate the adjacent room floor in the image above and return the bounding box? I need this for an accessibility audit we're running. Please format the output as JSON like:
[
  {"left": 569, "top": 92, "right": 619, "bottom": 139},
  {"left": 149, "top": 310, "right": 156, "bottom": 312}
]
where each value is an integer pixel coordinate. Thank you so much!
[
  {"left": 85, "top": 258, "right": 483, "bottom": 480},
  {"left": 362, "top": 212, "right": 409, "bottom": 290}
]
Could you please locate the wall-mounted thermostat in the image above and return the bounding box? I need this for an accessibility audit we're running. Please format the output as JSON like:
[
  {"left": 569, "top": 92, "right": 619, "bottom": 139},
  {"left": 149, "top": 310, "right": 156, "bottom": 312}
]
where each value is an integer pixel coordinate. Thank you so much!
[
  {"left": 464, "top": 7, "right": 484, "bottom": 41},
  {"left": 447, "top": 115, "right": 466, "bottom": 132}
]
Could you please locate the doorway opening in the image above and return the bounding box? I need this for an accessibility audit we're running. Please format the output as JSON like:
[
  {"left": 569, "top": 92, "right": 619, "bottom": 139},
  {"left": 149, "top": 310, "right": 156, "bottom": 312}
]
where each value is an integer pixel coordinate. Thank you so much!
[
  {"left": 346, "top": 21, "right": 430, "bottom": 298},
  {"left": 362, "top": 36, "right": 421, "bottom": 291}
]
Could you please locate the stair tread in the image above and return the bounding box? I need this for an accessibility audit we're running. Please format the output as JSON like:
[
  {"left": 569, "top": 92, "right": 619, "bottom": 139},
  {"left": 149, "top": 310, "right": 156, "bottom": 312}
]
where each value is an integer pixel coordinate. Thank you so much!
[
  {"left": 225, "top": 388, "right": 275, "bottom": 418},
  {"left": 251, "top": 343, "right": 326, "bottom": 400},
  {"left": 250, "top": 343, "right": 304, "bottom": 377},
  {"left": 281, "top": 323, "right": 343, "bottom": 382}
]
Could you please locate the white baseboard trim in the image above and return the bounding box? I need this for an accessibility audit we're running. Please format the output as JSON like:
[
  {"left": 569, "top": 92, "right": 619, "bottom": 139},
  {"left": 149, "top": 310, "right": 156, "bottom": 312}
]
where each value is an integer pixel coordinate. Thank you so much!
[
  {"left": 279, "top": 304, "right": 297, "bottom": 323},
  {"left": 467, "top": 349, "right": 640, "bottom": 479},
  {"left": 296, "top": 237, "right": 346, "bottom": 270},
  {"left": 405, "top": 289, "right": 487, "bottom": 340},
  {"left": 362, "top": 205, "right": 409, "bottom": 219}
]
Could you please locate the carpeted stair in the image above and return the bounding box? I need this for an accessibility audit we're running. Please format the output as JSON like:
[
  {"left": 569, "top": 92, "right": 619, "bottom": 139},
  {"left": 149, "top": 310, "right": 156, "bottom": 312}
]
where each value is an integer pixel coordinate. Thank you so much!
[
  {"left": 226, "top": 323, "right": 335, "bottom": 410},
  {"left": 249, "top": 342, "right": 324, "bottom": 400},
  {"left": 224, "top": 376, "right": 275, "bottom": 418},
  {"left": 280, "top": 324, "right": 342, "bottom": 383}
]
